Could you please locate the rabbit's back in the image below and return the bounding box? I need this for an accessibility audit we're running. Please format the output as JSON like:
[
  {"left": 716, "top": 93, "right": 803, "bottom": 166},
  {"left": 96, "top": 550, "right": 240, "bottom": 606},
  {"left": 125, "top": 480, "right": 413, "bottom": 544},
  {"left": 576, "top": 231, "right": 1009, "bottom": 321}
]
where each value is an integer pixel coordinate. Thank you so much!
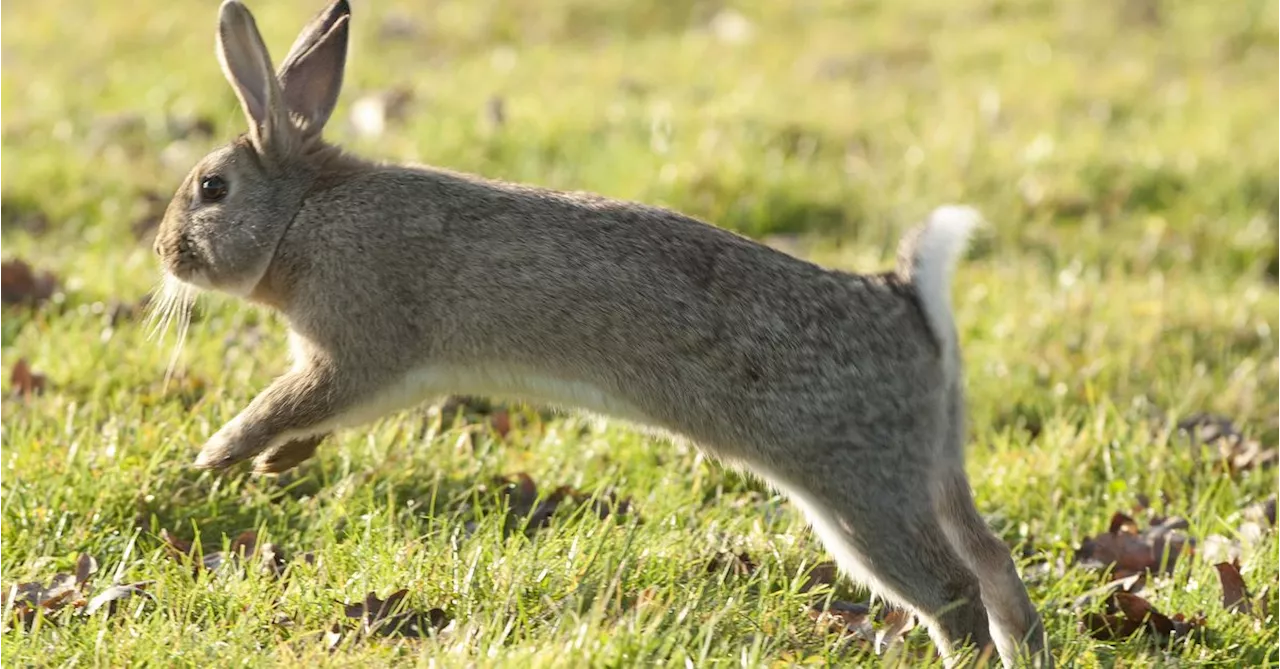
[{"left": 277, "top": 166, "right": 946, "bottom": 454}]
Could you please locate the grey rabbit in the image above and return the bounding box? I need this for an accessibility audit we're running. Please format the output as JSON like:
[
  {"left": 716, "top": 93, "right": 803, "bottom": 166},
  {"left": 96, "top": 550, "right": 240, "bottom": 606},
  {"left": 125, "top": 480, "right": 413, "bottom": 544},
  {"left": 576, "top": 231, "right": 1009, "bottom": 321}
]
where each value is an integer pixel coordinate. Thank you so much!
[{"left": 152, "top": 1, "right": 1050, "bottom": 665}]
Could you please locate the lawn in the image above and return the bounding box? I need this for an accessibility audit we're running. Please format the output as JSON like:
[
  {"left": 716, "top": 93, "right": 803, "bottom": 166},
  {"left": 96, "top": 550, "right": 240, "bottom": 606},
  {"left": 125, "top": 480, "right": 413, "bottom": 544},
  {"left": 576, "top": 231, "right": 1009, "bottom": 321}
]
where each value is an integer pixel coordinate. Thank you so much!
[{"left": 2, "top": 0, "right": 1277, "bottom": 666}]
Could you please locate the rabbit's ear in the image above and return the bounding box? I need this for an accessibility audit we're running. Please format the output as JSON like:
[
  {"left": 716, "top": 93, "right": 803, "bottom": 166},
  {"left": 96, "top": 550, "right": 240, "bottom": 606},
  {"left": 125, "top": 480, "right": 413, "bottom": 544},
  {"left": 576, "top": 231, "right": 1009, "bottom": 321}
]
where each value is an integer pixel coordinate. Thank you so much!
[
  {"left": 276, "top": 0, "right": 351, "bottom": 139},
  {"left": 216, "top": 0, "right": 297, "bottom": 159}
]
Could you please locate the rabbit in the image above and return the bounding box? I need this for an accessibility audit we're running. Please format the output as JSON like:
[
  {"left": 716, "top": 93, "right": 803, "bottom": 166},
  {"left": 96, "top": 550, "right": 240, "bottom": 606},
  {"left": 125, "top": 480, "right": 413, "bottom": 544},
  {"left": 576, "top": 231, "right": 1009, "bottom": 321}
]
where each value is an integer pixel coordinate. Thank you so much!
[{"left": 152, "top": 1, "right": 1050, "bottom": 666}]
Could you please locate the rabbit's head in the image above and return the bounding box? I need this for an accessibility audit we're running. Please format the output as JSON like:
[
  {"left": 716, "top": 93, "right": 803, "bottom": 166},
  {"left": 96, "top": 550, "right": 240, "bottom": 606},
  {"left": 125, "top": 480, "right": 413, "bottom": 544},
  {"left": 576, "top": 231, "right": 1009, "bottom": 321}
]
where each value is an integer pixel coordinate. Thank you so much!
[{"left": 155, "top": 0, "right": 351, "bottom": 298}]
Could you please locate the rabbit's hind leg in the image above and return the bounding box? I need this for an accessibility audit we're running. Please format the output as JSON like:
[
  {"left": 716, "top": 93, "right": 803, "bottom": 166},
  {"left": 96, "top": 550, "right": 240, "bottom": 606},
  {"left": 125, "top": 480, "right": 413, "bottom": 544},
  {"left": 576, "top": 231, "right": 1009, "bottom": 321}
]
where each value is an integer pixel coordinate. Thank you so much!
[
  {"left": 774, "top": 468, "right": 994, "bottom": 667},
  {"left": 934, "top": 468, "right": 1050, "bottom": 667}
]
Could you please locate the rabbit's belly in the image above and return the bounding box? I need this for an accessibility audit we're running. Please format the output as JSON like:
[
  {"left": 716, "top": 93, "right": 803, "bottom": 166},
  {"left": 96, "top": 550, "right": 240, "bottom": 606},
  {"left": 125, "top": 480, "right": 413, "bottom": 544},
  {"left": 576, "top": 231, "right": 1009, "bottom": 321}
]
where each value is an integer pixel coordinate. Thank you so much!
[{"left": 335, "top": 362, "right": 656, "bottom": 428}]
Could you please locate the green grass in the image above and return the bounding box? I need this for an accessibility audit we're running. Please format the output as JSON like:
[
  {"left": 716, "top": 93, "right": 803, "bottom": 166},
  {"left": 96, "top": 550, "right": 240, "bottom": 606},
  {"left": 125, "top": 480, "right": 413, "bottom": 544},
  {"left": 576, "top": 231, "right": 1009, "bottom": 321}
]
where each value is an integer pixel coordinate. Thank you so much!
[{"left": 2, "top": 0, "right": 1277, "bottom": 665}]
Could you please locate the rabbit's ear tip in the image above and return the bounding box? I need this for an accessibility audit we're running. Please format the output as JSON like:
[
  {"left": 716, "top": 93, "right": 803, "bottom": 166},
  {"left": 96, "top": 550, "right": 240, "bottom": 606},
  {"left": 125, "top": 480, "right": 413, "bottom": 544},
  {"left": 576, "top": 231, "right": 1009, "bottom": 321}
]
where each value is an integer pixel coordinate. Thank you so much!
[{"left": 219, "top": 1, "right": 248, "bottom": 20}]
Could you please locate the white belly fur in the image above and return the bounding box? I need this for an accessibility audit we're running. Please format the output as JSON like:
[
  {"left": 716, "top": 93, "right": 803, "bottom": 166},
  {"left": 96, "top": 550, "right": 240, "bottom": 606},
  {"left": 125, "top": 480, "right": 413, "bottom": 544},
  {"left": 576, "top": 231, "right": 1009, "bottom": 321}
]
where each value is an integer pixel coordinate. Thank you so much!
[{"left": 335, "top": 362, "right": 654, "bottom": 429}]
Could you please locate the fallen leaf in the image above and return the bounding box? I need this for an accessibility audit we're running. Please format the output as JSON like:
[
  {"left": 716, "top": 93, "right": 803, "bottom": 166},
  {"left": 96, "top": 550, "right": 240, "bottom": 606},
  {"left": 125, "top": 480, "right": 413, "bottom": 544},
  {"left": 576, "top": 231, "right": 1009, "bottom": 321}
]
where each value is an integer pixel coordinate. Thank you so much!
[
  {"left": 28, "top": 574, "right": 79, "bottom": 609},
  {"left": 1177, "top": 413, "right": 1237, "bottom": 444},
  {"left": 875, "top": 607, "right": 917, "bottom": 653},
  {"left": 74, "top": 554, "right": 97, "bottom": 587},
  {"left": 2, "top": 554, "right": 105, "bottom": 626},
  {"left": 494, "top": 472, "right": 540, "bottom": 518},
  {"left": 809, "top": 600, "right": 875, "bottom": 643},
  {"left": 1074, "top": 511, "right": 1193, "bottom": 579},
  {"left": 527, "top": 485, "right": 576, "bottom": 530},
  {"left": 84, "top": 582, "right": 154, "bottom": 616},
  {"left": 1080, "top": 590, "right": 1205, "bottom": 642},
  {"left": 9, "top": 358, "right": 47, "bottom": 397},
  {"left": 342, "top": 589, "right": 449, "bottom": 639},
  {"left": 159, "top": 528, "right": 287, "bottom": 578},
  {"left": 1, "top": 259, "right": 57, "bottom": 306},
  {"left": 484, "top": 473, "right": 635, "bottom": 536},
  {"left": 1214, "top": 561, "right": 1253, "bottom": 615},
  {"left": 707, "top": 551, "right": 756, "bottom": 577},
  {"left": 1177, "top": 413, "right": 1278, "bottom": 473},
  {"left": 488, "top": 409, "right": 512, "bottom": 437},
  {"left": 159, "top": 528, "right": 194, "bottom": 559},
  {"left": 799, "top": 561, "right": 839, "bottom": 593},
  {"left": 1202, "top": 495, "right": 1276, "bottom": 563},
  {"left": 587, "top": 489, "right": 633, "bottom": 521}
]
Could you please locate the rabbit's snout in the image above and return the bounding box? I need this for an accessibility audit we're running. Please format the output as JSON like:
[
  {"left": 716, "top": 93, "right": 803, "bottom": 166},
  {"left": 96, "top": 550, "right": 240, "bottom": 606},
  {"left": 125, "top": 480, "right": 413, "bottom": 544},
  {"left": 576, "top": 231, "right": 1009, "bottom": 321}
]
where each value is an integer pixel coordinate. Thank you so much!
[{"left": 155, "top": 229, "right": 201, "bottom": 274}]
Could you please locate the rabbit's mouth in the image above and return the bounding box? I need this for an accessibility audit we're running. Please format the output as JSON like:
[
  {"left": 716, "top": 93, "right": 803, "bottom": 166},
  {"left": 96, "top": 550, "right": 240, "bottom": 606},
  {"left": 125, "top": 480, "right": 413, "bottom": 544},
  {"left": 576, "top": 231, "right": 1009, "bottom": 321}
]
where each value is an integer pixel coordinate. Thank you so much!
[
  {"left": 157, "top": 231, "right": 215, "bottom": 290},
  {"left": 162, "top": 254, "right": 212, "bottom": 290},
  {"left": 168, "top": 266, "right": 215, "bottom": 291}
]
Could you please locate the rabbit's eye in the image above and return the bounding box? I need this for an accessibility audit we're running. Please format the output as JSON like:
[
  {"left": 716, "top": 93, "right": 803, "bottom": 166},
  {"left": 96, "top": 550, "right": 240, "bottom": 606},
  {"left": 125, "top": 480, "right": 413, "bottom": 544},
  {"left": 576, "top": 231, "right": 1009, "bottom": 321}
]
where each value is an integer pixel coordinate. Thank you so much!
[{"left": 199, "top": 175, "right": 228, "bottom": 202}]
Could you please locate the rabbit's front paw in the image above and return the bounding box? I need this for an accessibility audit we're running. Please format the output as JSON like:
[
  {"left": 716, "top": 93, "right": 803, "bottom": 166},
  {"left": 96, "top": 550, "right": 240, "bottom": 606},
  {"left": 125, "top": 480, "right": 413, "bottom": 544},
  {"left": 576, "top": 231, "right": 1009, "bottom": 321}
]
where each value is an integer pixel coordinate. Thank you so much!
[
  {"left": 252, "top": 434, "right": 326, "bottom": 474},
  {"left": 193, "top": 418, "right": 264, "bottom": 469}
]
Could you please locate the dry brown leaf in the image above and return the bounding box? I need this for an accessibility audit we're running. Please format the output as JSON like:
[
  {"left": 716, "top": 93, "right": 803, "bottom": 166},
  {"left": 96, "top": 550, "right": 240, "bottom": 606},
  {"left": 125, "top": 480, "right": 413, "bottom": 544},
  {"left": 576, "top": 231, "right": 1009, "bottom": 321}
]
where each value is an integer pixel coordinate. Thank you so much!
[
  {"left": 1214, "top": 561, "right": 1253, "bottom": 615},
  {"left": 1177, "top": 413, "right": 1278, "bottom": 473},
  {"left": 706, "top": 551, "right": 756, "bottom": 577},
  {"left": 9, "top": 358, "right": 47, "bottom": 397},
  {"left": 809, "top": 600, "right": 875, "bottom": 643},
  {"left": 527, "top": 485, "right": 576, "bottom": 530},
  {"left": 587, "top": 489, "right": 633, "bottom": 521},
  {"left": 799, "top": 561, "right": 840, "bottom": 593},
  {"left": 810, "top": 600, "right": 917, "bottom": 655},
  {"left": 1, "top": 259, "right": 57, "bottom": 306},
  {"left": 342, "top": 589, "right": 449, "bottom": 638},
  {"left": 159, "top": 528, "right": 287, "bottom": 578},
  {"left": 84, "top": 582, "right": 154, "bottom": 616},
  {"left": 875, "top": 607, "right": 917, "bottom": 652},
  {"left": 1080, "top": 591, "right": 1205, "bottom": 642},
  {"left": 74, "top": 554, "right": 97, "bottom": 587},
  {"left": 1074, "top": 511, "right": 1193, "bottom": 579},
  {"left": 488, "top": 473, "right": 633, "bottom": 535},
  {"left": 2, "top": 554, "right": 107, "bottom": 626},
  {"left": 494, "top": 472, "right": 540, "bottom": 517},
  {"left": 489, "top": 409, "right": 512, "bottom": 438}
]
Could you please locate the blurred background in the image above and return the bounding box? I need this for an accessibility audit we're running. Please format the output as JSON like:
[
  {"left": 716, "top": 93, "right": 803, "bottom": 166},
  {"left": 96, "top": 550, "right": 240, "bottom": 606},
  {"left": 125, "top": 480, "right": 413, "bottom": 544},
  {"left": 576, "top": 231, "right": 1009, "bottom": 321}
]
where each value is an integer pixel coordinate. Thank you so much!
[{"left": 4, "top": 0, "right": 1275, "bottom": 259}]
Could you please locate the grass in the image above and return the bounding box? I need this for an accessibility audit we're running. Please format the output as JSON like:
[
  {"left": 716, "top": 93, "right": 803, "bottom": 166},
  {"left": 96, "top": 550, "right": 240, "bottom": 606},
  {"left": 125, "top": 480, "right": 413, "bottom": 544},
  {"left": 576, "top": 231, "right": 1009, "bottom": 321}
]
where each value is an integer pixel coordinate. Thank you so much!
[{"left": 2, "top": 0, "right": 1277, "bottom": 665}]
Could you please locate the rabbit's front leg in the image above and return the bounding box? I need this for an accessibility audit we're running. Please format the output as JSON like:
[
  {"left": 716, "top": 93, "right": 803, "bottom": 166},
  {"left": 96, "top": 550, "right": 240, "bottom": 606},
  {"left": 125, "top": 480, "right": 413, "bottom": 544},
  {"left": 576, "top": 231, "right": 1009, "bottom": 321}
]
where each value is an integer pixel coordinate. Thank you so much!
[
  {"left": 194, "top": 366, "right": 344, "bottom": 470},
  {"left": 252, "top": 433, "right": 328, "bottom": 474}
]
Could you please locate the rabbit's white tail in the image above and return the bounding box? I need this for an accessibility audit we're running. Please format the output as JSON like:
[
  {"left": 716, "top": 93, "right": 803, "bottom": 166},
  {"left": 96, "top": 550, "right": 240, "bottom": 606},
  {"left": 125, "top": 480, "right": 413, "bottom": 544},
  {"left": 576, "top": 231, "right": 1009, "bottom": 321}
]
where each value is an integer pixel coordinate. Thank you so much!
[{"left": 896, "top": 206, "right": 981, "bottom": 378}]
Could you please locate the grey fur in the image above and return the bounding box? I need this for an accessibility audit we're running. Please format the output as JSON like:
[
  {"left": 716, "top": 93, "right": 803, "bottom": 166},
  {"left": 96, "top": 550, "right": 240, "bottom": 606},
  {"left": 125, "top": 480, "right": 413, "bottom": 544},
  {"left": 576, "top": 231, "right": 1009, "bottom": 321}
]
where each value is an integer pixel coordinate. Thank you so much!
[{"left": 154, "top": 2, "right": 1050, "bottom": 666}]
